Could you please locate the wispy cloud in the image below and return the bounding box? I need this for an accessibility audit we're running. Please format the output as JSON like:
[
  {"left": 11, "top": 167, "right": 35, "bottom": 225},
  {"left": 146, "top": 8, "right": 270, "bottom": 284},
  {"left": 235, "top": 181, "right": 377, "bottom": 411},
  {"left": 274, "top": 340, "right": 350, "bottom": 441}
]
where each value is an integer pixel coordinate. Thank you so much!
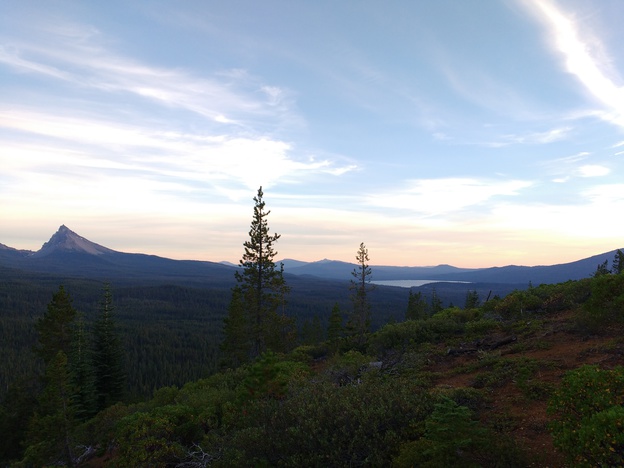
[
  {"left": 542, "top": 151, "right": 610, "bottom": 182},
  {"left": 485, "top": 126, "right": 571, "bottom": 147},
  {"left": 577, "top": 165, "right": 610, "bottom": 178},
  {"left": 0, "top": 18, "right": 357, "bottom": 200},
  {"left": 525, "top": 0, "right": 624, "bottom": 128},
  {"left": 0, "top": 107, "right": 356, "bottom": 197},
  {"left": 367, "top": 178, "right": 532, "bottom": 217},
  {"left": 493, "top": 183, "right": 624, "bottom": 238},
  {"left": 0, "top": 21, "right": 300, "bottom": 133}
]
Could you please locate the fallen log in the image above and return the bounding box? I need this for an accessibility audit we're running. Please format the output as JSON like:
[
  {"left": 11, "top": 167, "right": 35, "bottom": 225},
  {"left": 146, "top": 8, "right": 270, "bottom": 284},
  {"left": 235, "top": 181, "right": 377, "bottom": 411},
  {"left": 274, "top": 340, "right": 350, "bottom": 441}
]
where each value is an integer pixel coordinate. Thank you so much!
[{"left": 447, "top": 336, "right": 517, "bottom": 356}]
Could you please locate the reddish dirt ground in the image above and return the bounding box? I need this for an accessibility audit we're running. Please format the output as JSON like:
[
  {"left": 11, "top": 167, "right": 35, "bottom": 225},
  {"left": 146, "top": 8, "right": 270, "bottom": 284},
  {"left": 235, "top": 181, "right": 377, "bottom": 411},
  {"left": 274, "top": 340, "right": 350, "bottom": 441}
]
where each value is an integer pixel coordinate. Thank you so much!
[{"left": 426, "top": 310, "right": 624, "bottom": 467}]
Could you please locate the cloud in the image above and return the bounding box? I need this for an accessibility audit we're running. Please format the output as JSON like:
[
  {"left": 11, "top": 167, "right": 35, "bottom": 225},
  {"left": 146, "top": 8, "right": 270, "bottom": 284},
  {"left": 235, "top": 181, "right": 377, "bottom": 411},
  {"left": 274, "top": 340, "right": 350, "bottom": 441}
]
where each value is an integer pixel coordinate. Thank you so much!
[
  {"left": 492, "top": 183, "right": 624, "bottom": 238},
  {"left": 485, "top": 126, "right": 571, "bottom": 147},
  {"left": 525, "top": 0, "right": 624, "bottom": 128},
  {"left": 0, "top": 107, "right": 356, "bottom": 198},
  {"left": 0, "top": 21, "right": 299, "bottom": 132},
  {"left": 541, "top": 152, "right": 610, "bottom": 181},
  {"left": 367, "top": 178, "right": 532, "bottom": 217},
  {"left": 577, "top": 165, "right": 610, "bottom": 178},
  {"left": 0, "top": 18, "right": 357, "bottom": 199}
]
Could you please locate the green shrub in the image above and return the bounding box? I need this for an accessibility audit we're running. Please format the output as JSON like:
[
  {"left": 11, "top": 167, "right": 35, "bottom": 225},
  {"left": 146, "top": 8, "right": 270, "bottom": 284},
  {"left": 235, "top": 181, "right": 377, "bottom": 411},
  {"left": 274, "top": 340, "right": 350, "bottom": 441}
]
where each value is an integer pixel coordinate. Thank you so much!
[
  {"left": 464, "top": 318, "right": 499, "bottom": 336},
  {"left": 548, "top": 365, "right": 624, "bottom": 466},
  {"left": 494, "top": 290, "right": 543, "bottom": 319},
  {"left": 576, "top": 274, "right": 624, "bottom": 332},
  {"left": 241, "top": 352, "right": 309, "bottom": 400},
  {"left": 393, "top": 398, "right": 486, "bottom": 467},
  {"left": 116, "top": 406, "right": 192, "bottom": 467},
  {"left": 369, "top": 320, "right": 434, "bottom": 355},
  {"left": 575, "top": 406, "right": 624, "bottom": 467},
  {"left": 223, "top": 375, "right": 435, "bottom": 466},
  {"left": 433, "top": 306, "right": 480, "bottom": 323}
]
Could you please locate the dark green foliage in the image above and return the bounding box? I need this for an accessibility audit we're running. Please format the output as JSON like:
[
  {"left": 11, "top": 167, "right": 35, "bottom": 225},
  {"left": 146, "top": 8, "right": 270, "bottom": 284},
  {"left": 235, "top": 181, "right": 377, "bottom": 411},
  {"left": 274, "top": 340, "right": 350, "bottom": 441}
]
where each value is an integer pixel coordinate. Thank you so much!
[
  {"left": 574, "top": 406, "right": 624, "bottom": 467},
  {"left": 221, "top": 286, "right": 249, "bottom": 367},
  {"left": 223, "top": 372, "right": 434, "bottom": 466},
  {"left": 593, "top": 259, "right": 611, "bottom": 276},
  {"left": 394, "top": 397, "right": 487, "bottom": 467},
  {"left": 406, "top": 290, "right": 428, "bottom": 321},
  {"left": 0, "top": 379, "right": 38, "bottom": 465},
  {"left": 370, "top": 307, "right": 480, "bottom": 356},
  {"left": 430, "top": 287, "right": 443, "bottom": 314},
  {"left": 22, "top": 351, "right": 77, "bottom": 467},
  {"left": 92, "top": 284, "right": 125, "bottom": 411},
  {"left": 327, "top": 302, "right": 344, "bottom": 344},
  {"left": 576, "top": 272, "right": 624, "bottom": 331},
  {"left": 240, "top": 352, "right": 309, "bottom": 401},
  {"left": 70, "top": 312, "right": 96, "bottom": 420},
  {"left": 0, "top": 265, "right": 424, "bottom": 401},
  {"left": 300, "top": 314, "right": 324, "bottom": 345},
  {"left": 35, "top": 285, "right": 77, "bottom": 364},
  {"left": 464, "top": 289, "right": 480, "bottom": 309},
  {"left": 115, "top": 406, "right": 190, "bottom": 467},
  {"left": 6, "top": 247, "right": 624, "bottom": 465},
  {"left": 222, "top": 187, "right": 295, "bottom": 364},
  {"left": 613, "top": 249, "right": 624, "bottom": 275},
  {"left": 548, "top": 365, "right": 624, "bottom": 466},
  {"left": 370, "top": 319, "right": 435, "bottom": 356}
]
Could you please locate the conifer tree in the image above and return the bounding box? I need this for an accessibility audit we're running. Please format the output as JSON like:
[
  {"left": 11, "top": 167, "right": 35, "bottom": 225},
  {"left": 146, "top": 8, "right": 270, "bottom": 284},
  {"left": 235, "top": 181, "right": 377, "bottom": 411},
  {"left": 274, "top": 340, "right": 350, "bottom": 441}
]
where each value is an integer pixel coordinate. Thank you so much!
[
  {"left": 327, "top": 303, "right": 344, "bottom": 342},
  {"left": 221, "top": 286, "right": 250, "bottom": 367},
  {"left": 23, "top": 351, "right": 76, "bottom": 467},
  {"left": 347, "top": 242, "right": 373, "bottom": 340},
  {"left": 24, "top": 287, "right": 79, "bottom": 466},
  {"left": 593, "top": 259, "right": 611, "bottom": 277},
  {"left": 430, "top": 288, "right": 444, "bottom": 314},
  {"left": 464, "top": 290, "right": 480, "bottom": 310},
  {"left": 301, "top": 315, "right": 324, "bottom": 345},
  {"left": 35, "top": 285, "right": 77, "bottom": 364},
  {"left": 406, "top": 290, "right": 428, "bottom": 321},
  {"left": 92, "top": 284, "right": 125, "bottom": 411},
  {"left": 613, "top": 249, "right": 624, "bottom": 274},
  {"left": 222, "top": 186, "right": 294, "bottom": 364},
  {"left": 70, "top": 312, "right": 96, "bottom": 420}
]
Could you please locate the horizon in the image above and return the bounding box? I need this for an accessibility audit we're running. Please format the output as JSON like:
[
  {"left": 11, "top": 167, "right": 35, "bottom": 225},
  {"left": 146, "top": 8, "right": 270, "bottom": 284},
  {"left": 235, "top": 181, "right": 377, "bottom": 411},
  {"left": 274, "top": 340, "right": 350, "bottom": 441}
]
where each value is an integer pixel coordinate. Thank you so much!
[
  {"left": 2, "top": 224, "right": 620, "bottom": 270},
  {"left": 2, "top": 1, "right": 624, "bottom": 268}
]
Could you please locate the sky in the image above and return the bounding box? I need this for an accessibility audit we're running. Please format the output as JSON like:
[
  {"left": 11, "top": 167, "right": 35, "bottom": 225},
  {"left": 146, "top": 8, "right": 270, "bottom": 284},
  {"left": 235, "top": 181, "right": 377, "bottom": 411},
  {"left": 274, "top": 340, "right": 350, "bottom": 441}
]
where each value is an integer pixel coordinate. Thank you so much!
[{"left": 1, "top": 0, "right": 624, "bottom": 268}]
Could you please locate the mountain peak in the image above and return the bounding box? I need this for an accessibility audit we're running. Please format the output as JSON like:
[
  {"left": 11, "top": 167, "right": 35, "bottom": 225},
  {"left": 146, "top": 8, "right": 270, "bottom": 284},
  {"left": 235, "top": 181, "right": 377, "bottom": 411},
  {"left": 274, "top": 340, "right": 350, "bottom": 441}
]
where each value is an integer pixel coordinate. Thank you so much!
[{"left": 32, "top": 225, "right": 115, "bottom": 257}]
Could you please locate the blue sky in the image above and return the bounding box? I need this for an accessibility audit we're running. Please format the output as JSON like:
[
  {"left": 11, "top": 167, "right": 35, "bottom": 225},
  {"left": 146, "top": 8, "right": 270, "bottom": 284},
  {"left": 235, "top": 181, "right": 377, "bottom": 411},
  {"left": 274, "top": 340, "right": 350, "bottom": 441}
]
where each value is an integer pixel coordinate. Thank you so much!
[{"left": 1, "top": 0, "right": 623, "bottom": 267}]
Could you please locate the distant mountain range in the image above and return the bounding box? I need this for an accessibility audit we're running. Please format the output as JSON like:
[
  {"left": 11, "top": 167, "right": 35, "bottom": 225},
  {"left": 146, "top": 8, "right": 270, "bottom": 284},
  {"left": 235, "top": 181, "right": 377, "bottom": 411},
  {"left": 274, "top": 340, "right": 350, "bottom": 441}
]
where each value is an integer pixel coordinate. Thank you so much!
[
  {"left": 280, "top": 252, "right": 620, "bottom": 285},
  {"left": 0, "top": 225, "right": 235, "bottom": 287},
  {"left": 1, "top": 225, "right": 621, "bottom": 286}
]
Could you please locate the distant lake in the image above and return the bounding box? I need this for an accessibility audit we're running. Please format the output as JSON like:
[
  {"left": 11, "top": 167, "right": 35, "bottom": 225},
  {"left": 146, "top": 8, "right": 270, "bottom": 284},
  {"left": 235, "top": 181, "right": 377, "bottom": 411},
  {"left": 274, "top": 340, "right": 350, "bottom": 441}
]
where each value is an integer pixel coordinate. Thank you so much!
[{"left": 372, "top": 280, "right": 471, "bottom": 288}]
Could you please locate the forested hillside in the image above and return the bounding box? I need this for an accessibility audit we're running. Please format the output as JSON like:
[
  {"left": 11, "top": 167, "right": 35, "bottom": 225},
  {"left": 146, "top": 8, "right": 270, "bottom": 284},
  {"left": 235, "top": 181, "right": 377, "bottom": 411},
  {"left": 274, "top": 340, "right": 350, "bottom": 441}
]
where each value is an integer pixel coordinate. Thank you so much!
[
  {"left": 2, "top": 208, "right": 622, "bottom": 466},
  {"left": 0, "top": 267, "right": 431, "bottom": 399},
  {"left": 2, "top": 260, "right": 624, "bottom": 466}
]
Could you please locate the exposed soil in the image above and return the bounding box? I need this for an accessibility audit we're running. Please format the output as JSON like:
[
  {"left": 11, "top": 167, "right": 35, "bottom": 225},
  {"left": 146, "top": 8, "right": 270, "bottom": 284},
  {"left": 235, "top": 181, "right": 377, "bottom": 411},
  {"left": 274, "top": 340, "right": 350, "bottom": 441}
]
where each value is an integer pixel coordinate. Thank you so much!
[{"left": 426, "top": 309, "right": 624, "bottom": 467}]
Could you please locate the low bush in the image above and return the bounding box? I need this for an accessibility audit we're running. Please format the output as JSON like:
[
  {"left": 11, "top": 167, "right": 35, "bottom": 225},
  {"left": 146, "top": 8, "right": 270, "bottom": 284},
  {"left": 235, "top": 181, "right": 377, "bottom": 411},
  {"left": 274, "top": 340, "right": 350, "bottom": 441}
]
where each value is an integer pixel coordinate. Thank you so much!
[{"left": 548, "top": 365, "right": 624, "bottom": 466}]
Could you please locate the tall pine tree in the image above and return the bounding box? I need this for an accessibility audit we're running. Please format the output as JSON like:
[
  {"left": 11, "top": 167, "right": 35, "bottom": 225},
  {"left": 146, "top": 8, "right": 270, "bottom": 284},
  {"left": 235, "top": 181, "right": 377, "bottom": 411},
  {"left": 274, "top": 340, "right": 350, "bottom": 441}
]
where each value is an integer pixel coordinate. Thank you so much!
[
  {"left": 221, "top": 186, "right": 294, "bottom": 365},
  {"left": 327, "top": 302, "right": 344, "bottom": 352},
  {"left": 92, "top": 284, "right": 125, "bottom": 412},
  {"left": 406, "top": 290, "right": 429, "bottom": 321},
  {"left": 613, "top": 249, "right": 624, "bottom": 274},
  {"left": 23, "top": 351, "right": 77, "bottom": 467},
  {"left": 35, "top": 285, "right": 77, "bottom": 364},
  {"left": 347, "top": 242, "right": 373, "bottom": 342},
  {"left": 70, "top": 312, "right": 96, "bottom": 420},
  {"left": 221, "top": 286, "right": 250, "bottom": 367},
  {"left": 24, "top": 286, "right": 79, "bottom": 466}
]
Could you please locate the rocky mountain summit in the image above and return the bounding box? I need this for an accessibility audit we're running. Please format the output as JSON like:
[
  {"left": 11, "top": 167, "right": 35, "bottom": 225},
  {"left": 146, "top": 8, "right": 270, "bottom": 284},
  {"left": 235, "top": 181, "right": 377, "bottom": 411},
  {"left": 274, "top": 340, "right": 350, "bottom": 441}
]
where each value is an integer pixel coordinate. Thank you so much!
[{"left": 30, "top": 225, "right": 116, "bottom": 257}]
